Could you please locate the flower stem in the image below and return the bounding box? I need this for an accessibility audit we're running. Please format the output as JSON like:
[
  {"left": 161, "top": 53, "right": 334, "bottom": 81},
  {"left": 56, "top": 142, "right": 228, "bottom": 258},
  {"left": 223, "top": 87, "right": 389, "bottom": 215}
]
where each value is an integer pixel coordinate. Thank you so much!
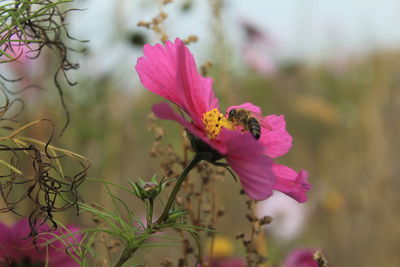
[
  {"left": 156, "top": 155, "right": 202, "bottom": 224},
  {"left": 147, "top": 198, "right": 154, "bottom": 231},
  {"left": 113, "top": 155, "right": 201, "bottom": 267},
  {"left": 114, "top": 246, "right": 138, "bottom": 267}
]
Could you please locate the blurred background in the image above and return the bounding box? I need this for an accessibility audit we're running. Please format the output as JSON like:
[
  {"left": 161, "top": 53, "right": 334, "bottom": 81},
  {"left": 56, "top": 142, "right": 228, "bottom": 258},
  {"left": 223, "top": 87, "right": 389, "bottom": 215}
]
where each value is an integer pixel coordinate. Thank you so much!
[{"left": 1, "top": 0, "right": 400, "bottom": 266}]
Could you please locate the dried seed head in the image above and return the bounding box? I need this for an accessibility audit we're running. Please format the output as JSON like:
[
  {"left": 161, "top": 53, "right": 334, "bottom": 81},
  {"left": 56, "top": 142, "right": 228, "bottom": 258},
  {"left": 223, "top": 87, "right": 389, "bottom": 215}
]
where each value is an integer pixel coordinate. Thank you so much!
[
  {"left": 178, "top": 258, "right": 187, "bottom": 267},
  {"left": 217, "top": 208, "right": 225, "bottom": 218},
  {"left": 255, "top": 255, "right": 268, "bottom": 264},
  {"left": 243, "top": 240, "right": 257, "bottom": 253},
  {"left": 184, "top": 35, "right": 198, "bottom": 44},
  {"left": 201, "top": 61, "right": 214, "bottom": 76},
  {"left": 313, "top": 251, "right": 329, "bottom": 267},
  {"left": 159, "top": 12, "right": 168, "bottom": 20},
  {"left": 236, "top": 232, "right": 245, "bottom": 239},
  {"left": 163, "top": 0, "right": 173, "bottom": 5},
  {"left": 259, "top": 216, "right": 273, "bottom": 225},
  {"left": 161, "top": 33, "right": 169, "bottom": 44},
  {"left": 176, "top": 196, "right": 183, "bottom": 205},
  {"left": 246, "top": 213, "right": 259, "bottom": 222},
  {"left": 137, "top": 21, "right": 151, "bottom": 28},
  {"left": 161, "top": 258, "right": 174, "bottom": 267}
]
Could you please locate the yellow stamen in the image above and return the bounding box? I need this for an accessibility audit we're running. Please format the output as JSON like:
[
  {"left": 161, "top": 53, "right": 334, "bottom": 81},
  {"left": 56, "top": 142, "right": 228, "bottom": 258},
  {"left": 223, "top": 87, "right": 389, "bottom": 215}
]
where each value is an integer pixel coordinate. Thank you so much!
[{"left": 202, "top": 108, "right": 233, "bottom": 139}]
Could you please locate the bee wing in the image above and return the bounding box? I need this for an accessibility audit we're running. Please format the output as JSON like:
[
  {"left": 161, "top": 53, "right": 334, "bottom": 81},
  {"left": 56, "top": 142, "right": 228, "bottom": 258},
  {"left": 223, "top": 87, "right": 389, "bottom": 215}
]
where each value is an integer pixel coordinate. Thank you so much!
[
  {"left": 226, "top": 103, "right": 261, "bottom": 115},
  {"left": 259, "top": 116, "right": 270, "bottom": 130},
  {"left": 251, "top": 112, "right": 264, "bottom": 121}
]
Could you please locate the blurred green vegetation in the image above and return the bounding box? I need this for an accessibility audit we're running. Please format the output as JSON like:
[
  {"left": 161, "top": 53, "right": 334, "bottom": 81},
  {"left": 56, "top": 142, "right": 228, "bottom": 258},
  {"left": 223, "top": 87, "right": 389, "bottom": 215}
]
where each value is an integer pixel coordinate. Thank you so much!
[{"left": 2, "top": 38, "right": 400, "bottom": 266}]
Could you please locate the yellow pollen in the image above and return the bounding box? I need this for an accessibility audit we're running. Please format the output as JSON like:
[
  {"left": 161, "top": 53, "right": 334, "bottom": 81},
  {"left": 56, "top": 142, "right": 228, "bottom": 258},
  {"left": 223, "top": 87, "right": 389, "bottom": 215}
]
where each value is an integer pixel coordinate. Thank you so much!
[{"left": 202, "top": 109, "right": 233, "bottom": 139}]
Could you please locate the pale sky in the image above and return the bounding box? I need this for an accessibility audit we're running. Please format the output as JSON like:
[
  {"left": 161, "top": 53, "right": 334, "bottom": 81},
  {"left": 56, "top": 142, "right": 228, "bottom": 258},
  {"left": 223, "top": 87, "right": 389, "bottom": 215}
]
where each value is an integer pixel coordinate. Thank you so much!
[
  {"left": 68, "top": 0, "right": 400, "bottom": 90},
  {"left": 71, "top": 0, "right": 400, "bottom": 59}
]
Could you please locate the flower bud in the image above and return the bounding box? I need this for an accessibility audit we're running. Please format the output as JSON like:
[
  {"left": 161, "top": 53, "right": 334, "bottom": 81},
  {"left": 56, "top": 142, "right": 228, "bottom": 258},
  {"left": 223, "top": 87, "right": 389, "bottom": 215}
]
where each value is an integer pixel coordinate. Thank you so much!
[{"left": 131, "top": 177, "right": 167, "bottom": 200}]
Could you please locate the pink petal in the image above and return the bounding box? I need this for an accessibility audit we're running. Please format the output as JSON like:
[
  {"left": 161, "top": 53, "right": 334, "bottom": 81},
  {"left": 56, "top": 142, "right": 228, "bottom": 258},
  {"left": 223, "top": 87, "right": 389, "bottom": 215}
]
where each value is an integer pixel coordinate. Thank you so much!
[
  {"left": 47, "top": 224, "right": 82, "bottom": 266},
  {"left": 226, "top": 102, "right": 262, "bottom": 115},
  {"left": 243, "top": 47, "right": 277, "bottom": 76},
  {"left": 259, "top": 114, "right": 292, "bottom": 158},
  {"left": 0, "top": 219, "right": 83, "bottom": 266},
  {"left": 152, "top": 102, "right": 227, "bottom": 155},
  {"left": 223, "top": 130, "right": 276, "bottom": 200},
  {"left": 226, "top": 103, "right": 292, "bottom": 158},
  {"left": 283, "top": 248, "right": 319, "bottom": 267},
  {"left": 272, "top": 164, "right": 311, "bottom": 203},
  {"left": 136, "top": 39, "right": 218, "bottom": 123},
  {"left": 0, "top": 34, "right": 34, "bottom": 63},
  {"left": 0, "top": 219, "right": 46, "bottom": 262},
  {"left": 136, "top": 43, "right": 179, "bottom": 101},
  {"left": 175, "top": 39, "right": 219, "bottom": 120},
  {"left": 12, "top": 219, "right": 43, "bottom": 260},
  {"left": 0, "top": 222, "right": 10, "bottom": 258}
]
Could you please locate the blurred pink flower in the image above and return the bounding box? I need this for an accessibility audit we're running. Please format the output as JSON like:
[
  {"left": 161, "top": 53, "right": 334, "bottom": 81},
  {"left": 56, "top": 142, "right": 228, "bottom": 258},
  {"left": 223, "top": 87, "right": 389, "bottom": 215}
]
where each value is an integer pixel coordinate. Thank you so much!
[
  {"left": 241, "top": 20, "right": 278, "bottom": 76},
  {"left": 243, "top": 48, "right": 277, "bottom": 76},
  {"left": 0, "top": 219, "right": 82, "bottom": 267},
  {"left": 0, "top": 33, "right": 31, "bottom": 63},
  {"left": 257, "top": 191, "right": 309, "bottom": 241},
  {"left": 283, "top": 248, "right": 319, "bottom": 267},
  {"left": 1, "top": 33, "right": 40, "bottom": 86},
  {"left": 135, "top": 38, "right": 310, "bottom": 202}
]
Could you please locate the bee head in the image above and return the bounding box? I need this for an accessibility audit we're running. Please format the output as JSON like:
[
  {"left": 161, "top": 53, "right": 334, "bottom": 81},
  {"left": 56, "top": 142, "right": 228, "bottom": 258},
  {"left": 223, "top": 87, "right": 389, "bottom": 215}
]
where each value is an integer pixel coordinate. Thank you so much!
[{"left": 228, "top": 109, "right": 237, "bottom": 118}]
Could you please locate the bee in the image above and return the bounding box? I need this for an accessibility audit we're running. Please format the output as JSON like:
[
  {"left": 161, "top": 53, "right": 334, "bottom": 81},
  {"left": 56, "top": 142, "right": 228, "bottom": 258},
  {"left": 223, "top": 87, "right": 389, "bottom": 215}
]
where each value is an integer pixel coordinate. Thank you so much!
[{"left": 227, "top": 109, "right": 261, "bottom": 140}]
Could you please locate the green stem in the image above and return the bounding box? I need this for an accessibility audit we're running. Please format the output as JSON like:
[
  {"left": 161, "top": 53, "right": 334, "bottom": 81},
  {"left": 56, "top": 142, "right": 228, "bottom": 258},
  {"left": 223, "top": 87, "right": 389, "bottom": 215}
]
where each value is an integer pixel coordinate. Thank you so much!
[
  {"left": 156, "top": 155, "right": 202, "bottom": 224},
  {"left": 113, "top": 246, "right": 138, "bottom": 267},
  {"left": 147, "top": 198, "right": 154, "bottom": 231},
  {"left": 113, "top": 155, "right": 201, "bottom": 266}
]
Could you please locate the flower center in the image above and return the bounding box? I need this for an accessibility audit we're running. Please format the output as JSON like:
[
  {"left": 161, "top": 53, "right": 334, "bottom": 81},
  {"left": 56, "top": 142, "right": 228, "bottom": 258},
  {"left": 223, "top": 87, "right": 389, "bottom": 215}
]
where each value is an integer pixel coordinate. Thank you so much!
[{"left": 202, "top": 109, "right": 233, "bottom": 139}]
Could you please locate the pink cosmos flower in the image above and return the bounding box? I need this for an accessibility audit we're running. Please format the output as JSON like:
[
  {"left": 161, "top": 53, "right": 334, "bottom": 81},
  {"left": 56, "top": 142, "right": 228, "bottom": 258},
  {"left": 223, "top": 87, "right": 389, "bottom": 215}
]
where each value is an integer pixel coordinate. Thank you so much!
[
  {"left": 0, "top": 33, "right": 31, "bottom": 63},
  {"left": 256, "top": 191, "right": 309, "bottom": 241},
  {"left": 135, "top": 38, "right": 311, "bottom": 202},
  {"left": 283, "top": 248, "right": 319, "bottom": 267},
  {"left": 1, "top": 33, "right": 39, "bottom": 87},
  {"left": 0, "top": 219, "right": 82, "bottom": 267},
  {"left": 241, "top": 20, "right": 278, "bottom": 76}
]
